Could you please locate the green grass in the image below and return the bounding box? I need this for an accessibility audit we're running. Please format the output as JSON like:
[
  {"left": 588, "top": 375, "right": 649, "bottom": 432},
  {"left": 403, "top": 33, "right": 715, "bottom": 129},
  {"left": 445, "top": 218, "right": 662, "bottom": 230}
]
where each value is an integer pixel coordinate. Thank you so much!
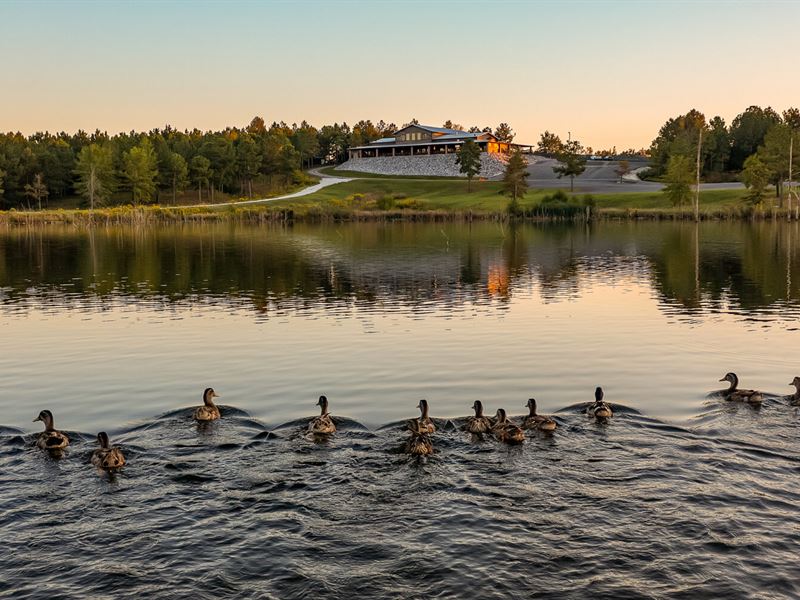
[
  {"left": 270, "top": 177, "right": 757, "bottom": 214},
  {"left": 269, "top": 179, "right": 551, "bottom": 211},
  {"left": 592, "top": 188, "right": 748, "bottom": 211},
  {"left": 13, "top": 173, "right": 318, "bottom": 212},
  {"left": 2, "top": 176, "right": 789, "bottom": 225}
]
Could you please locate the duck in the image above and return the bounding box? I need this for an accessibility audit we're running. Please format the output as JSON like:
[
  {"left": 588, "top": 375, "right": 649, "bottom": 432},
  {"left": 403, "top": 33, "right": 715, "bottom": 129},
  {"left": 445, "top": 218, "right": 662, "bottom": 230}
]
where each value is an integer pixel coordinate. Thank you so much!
[
  {"left": 32, "top": 410, "right": 69, "bottom": 451},
  {"left": 491, "top": 409, "right": 525, "bottom": 444},
  {"left": 789, "top": 376, "right": 800, "bottom": 406},
  {"left": 411, "top": 399, "right": 435, "bottom": 434},
  {"left": 404, "top": 419, "right": 434, "bottom": 456},
  {"left": 194, "top": 387, "right": 221, "bottom": 421},
  {"left": 521, "top": 398, "right": 557, "bottom": 432},
  {"left": 587, "top": 387, "right": 613, "bottom": 420},
  {"left": 308, "top": 395, "right": 336, "bottom": 435},
  {"left": 91, "top": 431, "right": 126, "bottom": 470},
  {"left": 719, "top": 373, "right": 763, "bottom": 405},
  {"left": 463, "top": 400, "right": 493, "bottom": 434}
]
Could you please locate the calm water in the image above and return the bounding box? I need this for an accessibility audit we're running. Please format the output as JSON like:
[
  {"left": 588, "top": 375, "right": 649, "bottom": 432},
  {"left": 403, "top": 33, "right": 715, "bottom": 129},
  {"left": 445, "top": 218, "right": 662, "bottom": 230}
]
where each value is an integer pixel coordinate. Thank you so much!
[{"left": 2, "top": 221, "right": 800, "bottom": 598}]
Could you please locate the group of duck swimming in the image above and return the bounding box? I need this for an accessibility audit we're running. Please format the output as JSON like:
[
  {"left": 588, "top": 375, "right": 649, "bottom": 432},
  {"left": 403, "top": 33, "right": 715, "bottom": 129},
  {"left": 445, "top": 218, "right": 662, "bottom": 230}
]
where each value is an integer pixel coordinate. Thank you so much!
[
  {"left": 30, "top": 374, "right": 800, "bottom": 466},
  {"left": 402, "top": 389, "right": 612, "bottom": 455}
]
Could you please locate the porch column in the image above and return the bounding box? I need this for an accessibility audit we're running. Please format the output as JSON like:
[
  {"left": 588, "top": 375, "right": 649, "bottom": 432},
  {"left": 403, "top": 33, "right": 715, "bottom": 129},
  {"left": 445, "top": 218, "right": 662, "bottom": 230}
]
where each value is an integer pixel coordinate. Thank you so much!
[
  {"left": 393, "top": 147, "right": 396, "bottom": 156},
  {"left": 411, "top": 146, "right": 414, "bottom": 156}
]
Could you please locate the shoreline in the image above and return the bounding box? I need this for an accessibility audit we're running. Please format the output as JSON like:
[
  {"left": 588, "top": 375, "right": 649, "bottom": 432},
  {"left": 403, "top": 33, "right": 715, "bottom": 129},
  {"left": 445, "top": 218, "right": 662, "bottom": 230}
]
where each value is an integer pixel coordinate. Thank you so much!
[
  {"left": 1, "top": 203, "right": 798, "bottom": 225},
  {"left": 1, "top": 169, "right": 794, "bottom": 225}
]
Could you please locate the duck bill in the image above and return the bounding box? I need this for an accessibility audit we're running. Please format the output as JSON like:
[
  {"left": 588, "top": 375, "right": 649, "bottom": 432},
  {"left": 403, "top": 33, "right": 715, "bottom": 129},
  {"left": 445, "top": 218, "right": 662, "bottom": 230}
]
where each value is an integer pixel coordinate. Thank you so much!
[
  {"left": 718, "top": 378, "right": 726, "bottom": 382},
  {"left": 32, "top": 416, "right": 41, "bottom": 422}
]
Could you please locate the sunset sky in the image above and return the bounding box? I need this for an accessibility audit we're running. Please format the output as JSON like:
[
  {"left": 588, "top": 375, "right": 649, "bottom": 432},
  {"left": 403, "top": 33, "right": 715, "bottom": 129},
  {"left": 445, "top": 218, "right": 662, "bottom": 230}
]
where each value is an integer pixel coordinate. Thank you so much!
[{"left": 1, "top": 0, "right": 798, "bottom": 149}]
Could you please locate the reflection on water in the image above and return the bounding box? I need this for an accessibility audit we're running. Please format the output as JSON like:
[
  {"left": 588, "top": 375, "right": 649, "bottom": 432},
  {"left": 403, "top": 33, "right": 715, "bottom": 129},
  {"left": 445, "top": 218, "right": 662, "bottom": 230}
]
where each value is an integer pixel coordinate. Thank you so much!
[
  {"left": 1, "top": 221, "right": 800, "bottom": 598},
  {"left": 1, "top": 221, "right": 799, "bottom": 315}
]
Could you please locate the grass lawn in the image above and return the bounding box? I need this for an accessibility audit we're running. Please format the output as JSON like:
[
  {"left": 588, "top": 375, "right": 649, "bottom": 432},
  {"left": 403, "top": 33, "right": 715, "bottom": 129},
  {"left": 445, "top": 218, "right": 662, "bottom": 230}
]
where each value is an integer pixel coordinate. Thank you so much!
[
  {"left": 268, "top": 177, "right": 756, "bottom": 215},
  {"left": 26, "top": 173, "right": 318, "bottom": 211},
  {"left": 4, "top": 174, "right": 781, "bottom": 225}
]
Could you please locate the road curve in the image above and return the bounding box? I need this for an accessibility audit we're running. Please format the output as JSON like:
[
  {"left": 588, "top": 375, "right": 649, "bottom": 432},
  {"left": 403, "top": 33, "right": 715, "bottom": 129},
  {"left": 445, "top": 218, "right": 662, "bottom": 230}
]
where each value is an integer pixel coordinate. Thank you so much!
[
  {"left": 182, "top": 161, "right": 742, "bottom": 209},
  {"left": 525, "top": 157, "right": 743, "bottom": 193},
  {"left": 184, "top": 168, "right": 352, "bottom": 209}
]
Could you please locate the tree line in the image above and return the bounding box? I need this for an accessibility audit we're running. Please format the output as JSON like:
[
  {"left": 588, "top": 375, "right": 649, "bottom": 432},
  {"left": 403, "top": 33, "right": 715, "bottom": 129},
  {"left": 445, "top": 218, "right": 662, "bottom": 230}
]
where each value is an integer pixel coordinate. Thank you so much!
[
  {"left": 0, "top": 118, "right": 517, "bottom": 210},
  {"left": 649, "top": 106, "right": 800, "bottom": 205}
]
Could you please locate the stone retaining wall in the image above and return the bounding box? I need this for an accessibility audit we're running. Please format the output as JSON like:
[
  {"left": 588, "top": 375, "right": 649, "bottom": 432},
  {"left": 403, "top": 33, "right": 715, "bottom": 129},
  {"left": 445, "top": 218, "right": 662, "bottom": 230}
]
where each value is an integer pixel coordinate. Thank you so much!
[{"left": 335, "top": 153, "right": 511, "bottom": 178}]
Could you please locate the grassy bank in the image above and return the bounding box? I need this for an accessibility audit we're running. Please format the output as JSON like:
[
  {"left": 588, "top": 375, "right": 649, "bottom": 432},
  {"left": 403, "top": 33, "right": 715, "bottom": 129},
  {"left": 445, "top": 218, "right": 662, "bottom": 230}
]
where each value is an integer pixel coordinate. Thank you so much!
[
  {"left": 1, "top": 177, "right": 796, "bottom": 225},
  {"left": 4, "top": 173, "right": 317, "bottom": 211}
]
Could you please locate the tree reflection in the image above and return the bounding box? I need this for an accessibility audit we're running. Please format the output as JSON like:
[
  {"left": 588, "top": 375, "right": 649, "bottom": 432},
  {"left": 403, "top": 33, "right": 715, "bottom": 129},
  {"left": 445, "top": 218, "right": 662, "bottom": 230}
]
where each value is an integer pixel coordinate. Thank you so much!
[{"left": 0, "top": 221, "right": 798, "bottom": 318}]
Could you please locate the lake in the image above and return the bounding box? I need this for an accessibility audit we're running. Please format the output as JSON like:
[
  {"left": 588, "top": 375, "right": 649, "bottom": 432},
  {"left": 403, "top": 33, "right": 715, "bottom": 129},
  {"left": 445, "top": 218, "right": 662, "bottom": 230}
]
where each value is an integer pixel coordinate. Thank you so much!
[{"left": 2, "top": 221, "right": 800, "bottom": 598}]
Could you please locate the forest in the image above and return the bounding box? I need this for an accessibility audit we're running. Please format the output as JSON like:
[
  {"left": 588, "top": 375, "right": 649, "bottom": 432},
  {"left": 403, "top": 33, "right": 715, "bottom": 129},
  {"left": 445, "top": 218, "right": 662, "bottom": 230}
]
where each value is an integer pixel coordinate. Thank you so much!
[
  {"left": 1, "top": 107, "right": 798, "bottom": 210},
  {"left": 647, "top": 106, "right": 800, "bottom": 204},
  {"left": 0, "top": 118, "right": 513, "bottom": 210}
]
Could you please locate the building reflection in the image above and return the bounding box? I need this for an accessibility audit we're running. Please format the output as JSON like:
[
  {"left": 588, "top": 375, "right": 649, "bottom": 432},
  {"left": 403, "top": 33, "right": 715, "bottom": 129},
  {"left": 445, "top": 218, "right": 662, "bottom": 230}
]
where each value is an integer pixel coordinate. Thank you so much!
[{"left": 0, "top": 221, "right": 798, "bottom": 320}]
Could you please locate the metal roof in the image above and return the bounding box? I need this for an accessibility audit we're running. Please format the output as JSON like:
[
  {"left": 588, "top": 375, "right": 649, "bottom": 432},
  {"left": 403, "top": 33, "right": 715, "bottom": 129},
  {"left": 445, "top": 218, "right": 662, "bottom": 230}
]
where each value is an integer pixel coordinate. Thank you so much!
[
  {"left": 435, "top": 132, "right": 482, "bottom": 141},
  {"left": 348, "top": 140, "right": 473, "bottom": 150},
  {"left": 415, "top": 125, "right": 466, "bottom": 134},
  {"left": 395, "top": 124, "right": 472, "bottom": 136}
]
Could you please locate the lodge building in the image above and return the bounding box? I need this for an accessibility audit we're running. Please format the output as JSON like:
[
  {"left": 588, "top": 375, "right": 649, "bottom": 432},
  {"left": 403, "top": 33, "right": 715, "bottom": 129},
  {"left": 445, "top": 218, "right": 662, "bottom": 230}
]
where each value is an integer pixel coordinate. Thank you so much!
[{"left": 347, "top": 124, "right": 531, "bottom": 159}]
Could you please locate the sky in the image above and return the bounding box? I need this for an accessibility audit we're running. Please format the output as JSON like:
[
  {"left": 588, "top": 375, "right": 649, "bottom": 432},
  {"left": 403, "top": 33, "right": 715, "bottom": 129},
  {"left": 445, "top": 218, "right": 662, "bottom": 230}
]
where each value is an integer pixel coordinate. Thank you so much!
[{"left": 1, "top": 0, "right": 798, "bottom": 149}]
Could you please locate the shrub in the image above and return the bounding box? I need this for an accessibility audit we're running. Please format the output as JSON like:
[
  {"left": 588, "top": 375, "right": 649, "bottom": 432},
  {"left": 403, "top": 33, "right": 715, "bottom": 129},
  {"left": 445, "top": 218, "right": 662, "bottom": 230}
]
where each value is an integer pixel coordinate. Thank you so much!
[
  {"left": 507, "top": 197, "right": 522, "bottom": 218},
  {"left": 395, "top": 198, "right": 425, "bottom": 210},
  {"left": 541, "top": 190, "right": 569, "bottom": 204},
  {"left": 376, "top": 195, "right": 396, "bottom": 210}
]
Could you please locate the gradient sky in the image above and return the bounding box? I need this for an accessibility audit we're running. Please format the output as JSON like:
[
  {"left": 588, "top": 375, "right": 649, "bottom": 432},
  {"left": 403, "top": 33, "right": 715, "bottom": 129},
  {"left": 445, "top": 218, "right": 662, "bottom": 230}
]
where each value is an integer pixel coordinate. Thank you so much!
[{"left": 1, "top": 0, "right": 798, "bottom": 149}]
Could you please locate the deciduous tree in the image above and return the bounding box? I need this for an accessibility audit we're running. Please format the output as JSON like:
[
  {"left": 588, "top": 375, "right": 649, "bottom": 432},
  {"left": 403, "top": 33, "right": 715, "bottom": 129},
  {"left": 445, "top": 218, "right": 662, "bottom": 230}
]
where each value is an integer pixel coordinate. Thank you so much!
[
  {"left": 648, "top": 109, "right": 707, "bottom": 175},
  {"left": 552, "top": 139, "right": 587, "bottom": 192},
  {"left": 24, "top": 172, "right": 49, "bottom": 210},
  {"left": 190, "top": 155, "right": 211, "bottom": 202},
  {"left": 662, "top": 154, "right": 694, "bottom": 207},
  {"left": 502, "top": 150, "right": 528, "bottom": 202},
  {"left": 162, "top": 151, "right": 189, "bottom": 204},
  {"left": 758, "top": 123, "right": 799, "bottom": 202},
  {"left": 704, "top": 116, "right": 731, "bottom": 173},
  {"left": 74, "top": 143, "right": 116, "bottom": 209},
  {"left": 122, "top": 138, "right": 158, "bottom": 204},
  {"left": 741, "top": 154, "right": 771, "bottom": 205},
  {"left": 536, "top": 131, "right": 563, "bottom": 157},
  {"left": 729, "top": 106, "right": 781, "bottom": 170},
  {"left": 455, "top": 140, "right": 481, "bottom": 192},
  {"left": 614, "top": 159, "right": 631, "bottom": 181},
  {"left": 291, "top": 123, "right": 320, "bottom": 170}
]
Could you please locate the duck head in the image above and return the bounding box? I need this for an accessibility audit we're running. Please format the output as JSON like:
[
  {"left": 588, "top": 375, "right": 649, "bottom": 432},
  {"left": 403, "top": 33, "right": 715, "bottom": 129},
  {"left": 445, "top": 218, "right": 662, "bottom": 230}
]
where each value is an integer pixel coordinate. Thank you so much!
[
  {"left": 494, "top": 408, "right": 508, "bottom": 424},
  {"left": 719, "top": 373, "right": 738, "bottom": 390},
  {"left": 417, "top": 399, "right": 430, "bottom": 419},
  {"left": 97, "top": 431, "right": 110, "bottom": 449},
  {"left": 317, "top": 395, "right": 329, "bottom": 415},
  {"left": 526, "top": 398, "right": 538, "bottom": 415},
  {"left": 790, "top": 377, "right": 800, "bottom": 393},
  {"left": 33, "top": 410, "right": 55, "bottom": 431},
  {"left": 472, "top": 400, "right": 484, "bottom": 417},
  {"left": 203, "top": 387, "right": 219, "bottom": 406},
  {"left": 594, "top": 387, "right": 604, "bottom": 403}
]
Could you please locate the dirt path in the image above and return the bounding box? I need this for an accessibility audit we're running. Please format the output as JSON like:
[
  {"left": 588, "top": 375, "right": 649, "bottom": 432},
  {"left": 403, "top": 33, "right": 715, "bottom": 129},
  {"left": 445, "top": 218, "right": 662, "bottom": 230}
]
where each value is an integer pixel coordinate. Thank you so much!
[{"left": 185, "top": 168, "right": 352, "bottom": 209}]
